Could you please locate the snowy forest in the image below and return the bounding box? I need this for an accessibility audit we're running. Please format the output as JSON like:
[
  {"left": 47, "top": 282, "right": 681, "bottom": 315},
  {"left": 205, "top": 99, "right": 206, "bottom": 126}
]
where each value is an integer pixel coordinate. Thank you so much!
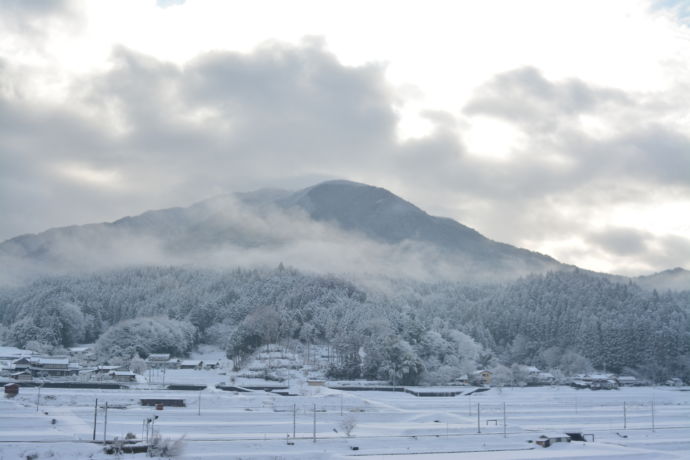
[{"left": 0, "top": 266, "right": 688, "bottom": 384}]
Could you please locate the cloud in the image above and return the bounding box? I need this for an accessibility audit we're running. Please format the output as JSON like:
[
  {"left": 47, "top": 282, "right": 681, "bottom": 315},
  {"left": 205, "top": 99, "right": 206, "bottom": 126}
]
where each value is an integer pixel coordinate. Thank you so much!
[
  {"left": 0, "top": 35, "right": 688, "bottom": 276},
  {"left": 0, "top": 0, "right": 82, "bottom": 47},
  {"left": 156, "top": 0, "right": 185, "bottom": 8},
  {"left": 590, "top": 227, "right": 651, "bottom": 256},
  {"left": 465, "top": 67, "right": 631, "bottom": 133}
]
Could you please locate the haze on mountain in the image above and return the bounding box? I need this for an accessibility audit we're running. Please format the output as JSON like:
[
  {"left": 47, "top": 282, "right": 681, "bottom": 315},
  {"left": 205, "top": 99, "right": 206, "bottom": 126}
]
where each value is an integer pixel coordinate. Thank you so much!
[{"left": 0, "top": 180, "right": 566, "bottom": 286}]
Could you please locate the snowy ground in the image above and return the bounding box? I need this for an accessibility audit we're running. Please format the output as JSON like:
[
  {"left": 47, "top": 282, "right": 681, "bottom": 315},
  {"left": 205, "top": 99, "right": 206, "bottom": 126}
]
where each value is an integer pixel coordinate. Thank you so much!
[{"left": 0, "top": 385, "right": 688, "bottom": 459}]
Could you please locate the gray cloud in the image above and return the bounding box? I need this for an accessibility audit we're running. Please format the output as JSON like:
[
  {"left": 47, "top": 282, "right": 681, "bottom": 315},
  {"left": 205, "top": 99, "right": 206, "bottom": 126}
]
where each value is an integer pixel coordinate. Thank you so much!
[
  {"left": 590, "top": 227, "right": 651, "bottom": 256},
  {"left": 0, "top": 39, "right": 688, "bottom": 276},
  {"left": 464, "top": 66, "right": 630, "bottom": 133},
  {"left": 0, "top": 0, "right": 82, "bottom": 45}
]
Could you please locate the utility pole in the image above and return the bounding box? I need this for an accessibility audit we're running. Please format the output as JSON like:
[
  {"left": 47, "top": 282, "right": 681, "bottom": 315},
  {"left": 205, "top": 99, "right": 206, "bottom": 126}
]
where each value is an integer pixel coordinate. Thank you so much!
[
  {"left": 198, "top": 391, "right": 201, "bottom": 416},
  {"left": 293, "top": 404, "right": 296, "bottom": 439},
  {"left": 313, "top": 403, "right": 316, "bottom": 443},
  {"left": 340, "top": 395, "right": 343, "bottom": 416},
  {"left": 477, "top": 403, "right": 481, "bottom": 434},
  {"left": 651, "top": 400, "right": 655, "bottom": 432},
  {"left": 92, "top": 399, "right": 98, "bottom": 441},
  {"left": 36, "top": 384, "right": 42, "bottom": 412},
  {"left": 623, "top": 401, "right": 627, "bottom": 429},
  {"left": 103, "top": 401, "right": 108, "bottom": 443},
  {"left": 503, "top": 402, "right": 507, "bottom": 438}
]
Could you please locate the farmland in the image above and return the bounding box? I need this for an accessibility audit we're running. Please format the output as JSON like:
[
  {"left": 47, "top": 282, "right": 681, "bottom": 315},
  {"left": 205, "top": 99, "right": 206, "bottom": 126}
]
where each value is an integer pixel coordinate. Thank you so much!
[{"left": 1, "top": 384, "right": 688, "bottom": 459}]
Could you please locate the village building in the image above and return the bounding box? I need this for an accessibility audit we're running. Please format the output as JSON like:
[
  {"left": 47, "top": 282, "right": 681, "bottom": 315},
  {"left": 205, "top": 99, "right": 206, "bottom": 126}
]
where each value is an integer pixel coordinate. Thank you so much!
[
  {"left": 4, "top": 382, "right": 19, "bottom": 395},
  {"left": 11, "top": 370, "right": 32, "bottom": 381},
  {"left": 28, "top": 357, "right": 80, "bottom": 378},
  {"left": 471, "top": 370, "right": 492, "bottom": 385},
  {"left": 110, "top": 370, "right": 137, "bottom": 382},
  {"left": 616, "top": 375, "right": 642, "bottom": 386},
  {"left": 179, "top": 360, "right": 203, "bottom": 370},
  {"left": 146, "top": 354, "right": 180, "bottom": 369}
]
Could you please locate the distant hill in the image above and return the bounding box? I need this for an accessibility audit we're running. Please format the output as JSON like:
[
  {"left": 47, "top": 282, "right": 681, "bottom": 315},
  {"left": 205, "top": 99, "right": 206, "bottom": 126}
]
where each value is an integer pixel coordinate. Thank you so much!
[
  {"left": 0, "top": 180, "right": 589, "bottom": 283},
  {"left": 636, "top": 267, "right": 690, "bottom": 292}
]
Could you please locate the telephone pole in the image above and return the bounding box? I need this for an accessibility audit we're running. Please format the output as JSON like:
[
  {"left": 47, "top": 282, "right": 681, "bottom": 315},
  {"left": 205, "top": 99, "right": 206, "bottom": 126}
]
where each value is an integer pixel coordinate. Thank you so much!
[
  {"left": 103, "top": 401, "right": 108, "bottom": 443},
  {"left": 92, "top": 399, "right": 98, "bottom": 441},
  {"left": 477, "top": 403, "right": 481, "bottom": 433}
]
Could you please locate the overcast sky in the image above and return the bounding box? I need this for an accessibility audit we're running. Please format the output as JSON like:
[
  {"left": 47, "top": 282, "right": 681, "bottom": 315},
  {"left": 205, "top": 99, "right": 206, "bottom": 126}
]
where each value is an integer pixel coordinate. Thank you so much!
[{"left": 1, "top": 0, "right": 689, "bottom": 276}]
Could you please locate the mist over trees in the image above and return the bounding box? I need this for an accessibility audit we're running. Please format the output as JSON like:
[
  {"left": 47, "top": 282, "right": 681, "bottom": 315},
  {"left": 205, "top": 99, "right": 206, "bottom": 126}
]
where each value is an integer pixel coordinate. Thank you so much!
[{"left": 0, "top": 266, "right": 688, "bottom": 383}]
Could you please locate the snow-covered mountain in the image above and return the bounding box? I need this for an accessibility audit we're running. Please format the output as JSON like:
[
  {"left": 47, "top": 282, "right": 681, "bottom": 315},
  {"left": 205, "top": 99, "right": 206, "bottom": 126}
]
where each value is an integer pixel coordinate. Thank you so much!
[{"left": 0, "top": 180, "right": 571, "bottom": 282}]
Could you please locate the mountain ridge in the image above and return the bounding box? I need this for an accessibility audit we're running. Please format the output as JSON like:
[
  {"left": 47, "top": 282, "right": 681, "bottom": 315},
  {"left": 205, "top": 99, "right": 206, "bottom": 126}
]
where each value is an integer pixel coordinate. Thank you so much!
[{"left": 0, "top": 179, "right": 681, "bottom": 288}]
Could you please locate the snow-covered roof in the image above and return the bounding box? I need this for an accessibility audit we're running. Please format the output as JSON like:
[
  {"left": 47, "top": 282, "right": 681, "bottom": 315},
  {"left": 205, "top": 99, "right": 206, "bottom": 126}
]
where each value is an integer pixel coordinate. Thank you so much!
[
  {"left": 0, "top": 346, "right": 33, "bottom": 358},
  {"left": 96, "top": 365, "right": 123, "bottom": 371},
  {"left": 586, "top": 373, "right": 614, "bottom": 380},
  {"left": 31, "top": 357, "right": 69, "bottom": 365},
  {"left": 68, "top": 346, "right": 91, "bottom": 353},
  {"left": 617, "top": 375, "right": 637, "bottom": 381},
  {"left": 147, "top": 353, "right": 171, "bottom": 361},
  {"left": 111, "top": 371, "right": 136, "bottom": 376},
  {"left": 180, "top": 360, "right": 202, "bottom": 366}
]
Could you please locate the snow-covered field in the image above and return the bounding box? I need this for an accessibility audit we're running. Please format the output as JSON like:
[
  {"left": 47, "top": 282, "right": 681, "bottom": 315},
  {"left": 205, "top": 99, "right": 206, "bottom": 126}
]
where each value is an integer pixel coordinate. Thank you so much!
[{"left": 1, "top": 384, "right": 688, "bottom": 459}]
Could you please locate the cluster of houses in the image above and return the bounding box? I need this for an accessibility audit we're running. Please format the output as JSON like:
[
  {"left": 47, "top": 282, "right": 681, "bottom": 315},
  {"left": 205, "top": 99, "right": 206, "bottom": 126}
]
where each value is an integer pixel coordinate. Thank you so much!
[
  {"left": 455, "top": 367, "right": 556, "bottom": 386},
  {"left": 145, "top": 353, "right": 219, "bottom": 370},
  {"left": 0, "top": 347, "right": 217, "bottom": 384},
  {"left": 456, "top": 367, "right": 683, "bottom": 389},
  {"left": 1, "top": 355, "right": 80, "bottom": 381}
]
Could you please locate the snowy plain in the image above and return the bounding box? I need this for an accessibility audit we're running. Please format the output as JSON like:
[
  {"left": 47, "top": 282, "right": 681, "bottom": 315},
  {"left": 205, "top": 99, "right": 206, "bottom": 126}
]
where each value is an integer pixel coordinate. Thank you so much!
[{"left": 1, "top": 382, "right": 688, "bottom": 460}]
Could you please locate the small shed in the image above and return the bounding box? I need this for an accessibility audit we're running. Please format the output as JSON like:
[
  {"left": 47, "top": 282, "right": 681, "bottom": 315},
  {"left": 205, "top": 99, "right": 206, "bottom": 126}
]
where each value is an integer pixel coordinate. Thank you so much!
[
  {"left": 4, "top": 383, "right": 19, "bottom": 395},
  {"left": 534, "top": 433, "right": 571, "bottom": 448},
  {"left": 140, "top": 398, "right": 186, "bottom": 407}
]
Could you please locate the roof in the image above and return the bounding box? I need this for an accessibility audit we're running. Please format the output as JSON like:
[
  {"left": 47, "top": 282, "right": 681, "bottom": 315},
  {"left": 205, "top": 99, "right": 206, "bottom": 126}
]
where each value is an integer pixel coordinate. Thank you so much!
[
  {"left": 111, "top": 371, "right": 136, "bottom": 376},
  {"left": 586, "top": 373, "right": 614, "bottom": 380},
  {"left": 180, "top": 360, "right": 202, "bottom": 366},
  {"left": 147, "top": 353, "right": 171, "bottom": 361},
  {"left": 0, "top": 347, "right": 33, "bottom": 358},
  {"left": 68, "top": 347, "right": 91, "bottom": 353},
  {"left": 96, "top": 365, "right": 122, "bottom": 371},
  {"left": 32, "top": 357, "right": 69, "bottom": 365}
]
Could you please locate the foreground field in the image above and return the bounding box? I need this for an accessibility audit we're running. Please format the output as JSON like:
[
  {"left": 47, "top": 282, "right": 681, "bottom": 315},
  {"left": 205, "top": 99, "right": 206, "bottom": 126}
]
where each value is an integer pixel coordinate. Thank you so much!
[{"left": 0, "top": 385, "right": 688, "bottom": 459}]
